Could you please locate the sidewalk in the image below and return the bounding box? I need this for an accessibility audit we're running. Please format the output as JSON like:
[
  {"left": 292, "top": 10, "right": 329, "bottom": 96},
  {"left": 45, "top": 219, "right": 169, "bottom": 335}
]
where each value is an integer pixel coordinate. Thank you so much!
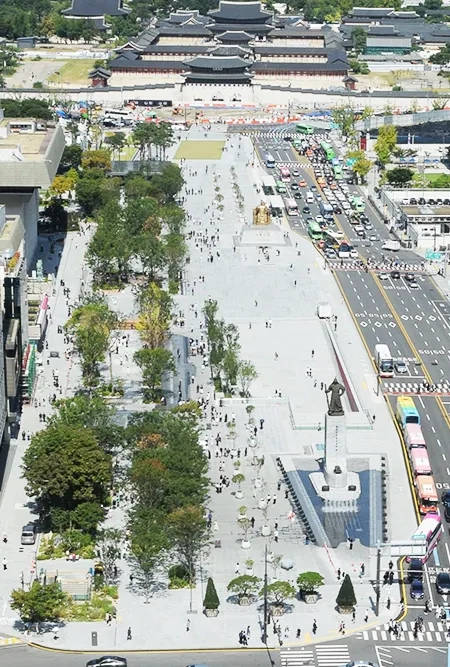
[{"left": 0, "top": 127, "right": 412, "bottom": 651}]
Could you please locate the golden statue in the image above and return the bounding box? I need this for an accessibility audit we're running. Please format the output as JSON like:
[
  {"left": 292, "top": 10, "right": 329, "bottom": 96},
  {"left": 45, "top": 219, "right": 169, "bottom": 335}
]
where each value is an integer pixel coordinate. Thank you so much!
[{"left": 253, "top": 203, "right": 270, "bottom": 226}]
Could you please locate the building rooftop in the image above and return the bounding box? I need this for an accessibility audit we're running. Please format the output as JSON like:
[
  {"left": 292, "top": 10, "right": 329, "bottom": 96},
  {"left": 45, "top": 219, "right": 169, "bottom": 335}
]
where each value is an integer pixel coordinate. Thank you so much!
[
  {"left": 185, "top": 55, "right": 251, "bottom": 69},
  {"left": 208, "top": 1, "right": 272, "bottom": 21},
  {"left": 217, "top": 30, "right": 253, "bottom": 41},
  {"left": 185, "top": 71, "right": 253, "bottom": 81},
  {"left": 402, "top": 205, "right": 450, "bottom": 218},
  {"left": 62, "top": 0, "right": 130, "bottom": 17},
  {"left": 0, "top": 119, "right": 64, "bottom": 188}
]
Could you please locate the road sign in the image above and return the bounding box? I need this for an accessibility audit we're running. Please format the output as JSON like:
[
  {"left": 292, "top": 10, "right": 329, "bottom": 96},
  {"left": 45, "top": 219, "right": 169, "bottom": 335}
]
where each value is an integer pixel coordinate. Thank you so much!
[
  {"left": 425, "top": 250, "right": 442, "bottom": 261},
  {"left": 389, "top": 539, "right": 427, "bottom": 557}
]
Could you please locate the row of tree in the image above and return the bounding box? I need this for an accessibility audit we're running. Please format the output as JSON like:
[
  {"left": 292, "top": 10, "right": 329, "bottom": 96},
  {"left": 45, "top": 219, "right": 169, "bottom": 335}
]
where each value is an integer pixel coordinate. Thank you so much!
[
  {"left": 126, "top": 404, "right": 210, "bottom": 599},
  {"left": 203, "top": 299, "right": 257, "bottom": 396}
]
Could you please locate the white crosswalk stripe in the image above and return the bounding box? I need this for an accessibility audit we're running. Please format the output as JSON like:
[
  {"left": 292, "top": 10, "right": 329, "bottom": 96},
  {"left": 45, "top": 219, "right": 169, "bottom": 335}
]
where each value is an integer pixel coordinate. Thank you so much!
[
  {"left": 384, "top": 380, "right": 450, "bottom": 394},
  {"left": 280, "top": 644, "right": 350, "bottom": 666},
  {"left": 315, "top": 644, "right": 350, "bottom": 666},
  {"left": 359, "top": 620, "right": 450, "bottom": 642}
]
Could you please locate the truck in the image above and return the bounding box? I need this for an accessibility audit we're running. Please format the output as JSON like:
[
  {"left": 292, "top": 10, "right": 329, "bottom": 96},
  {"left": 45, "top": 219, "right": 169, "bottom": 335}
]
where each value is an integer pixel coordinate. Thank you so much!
[
  {"left": 382, "top": 240, "right": 401, "bottom": 252},
  {"left": 319, "top": 201, "right": 334, "bottom": 218}
]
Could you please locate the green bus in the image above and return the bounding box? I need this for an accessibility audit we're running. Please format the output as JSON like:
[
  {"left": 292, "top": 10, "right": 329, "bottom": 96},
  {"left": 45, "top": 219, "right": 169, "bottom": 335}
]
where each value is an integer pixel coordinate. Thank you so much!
[
  {"left": 308, "top": 220, "right": 323, "bottom": 240},
  {"left": 333, "top": 164, "right": 343, "bottom": 179},
  {"left": 320, "top": 141, "right": 335, "bottom": 161},
  {"left": 296, "top": 123, "right": 314, "bottom": 135},
  {"left": 352, "top": 196, "right": 365, "bottom": 213},
  {"left": 276, "top": 180, "right": 287, "bottom": 194}
]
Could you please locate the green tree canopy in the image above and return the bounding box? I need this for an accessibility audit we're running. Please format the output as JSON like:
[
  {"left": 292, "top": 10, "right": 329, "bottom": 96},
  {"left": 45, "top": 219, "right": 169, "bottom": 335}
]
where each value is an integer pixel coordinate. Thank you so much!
[
  {"left": 227, "top": 575, "right": 261, "bottom": 598},
  {"left": 134, "top": 347, "right": 175, "bottom": 400},
  {"left": 386, "top": 167, "right": 414, "bottom": 186},
  {"left": 11, "top": 581, "right": 67, "bottom": 629},
  {"left": 263, "top": 580, "right": 297, "bottom": 605},
  {"left": 203, "top": 577, "right": 220, "bottom": 609}
]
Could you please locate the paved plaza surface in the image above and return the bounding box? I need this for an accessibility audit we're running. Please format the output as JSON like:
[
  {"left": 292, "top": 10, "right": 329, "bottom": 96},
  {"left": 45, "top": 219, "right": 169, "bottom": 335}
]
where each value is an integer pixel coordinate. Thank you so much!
[{"left": 0, "top": 126, "right": 419, "bottom": 652}]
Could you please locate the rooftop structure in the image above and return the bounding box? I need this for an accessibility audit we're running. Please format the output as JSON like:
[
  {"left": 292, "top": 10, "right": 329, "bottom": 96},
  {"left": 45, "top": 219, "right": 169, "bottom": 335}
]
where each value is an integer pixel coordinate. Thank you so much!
[
  {"left": 62, "top": 0, "right": 130, "bottom": 30},
  {"left": 109, "top": 1, "right": 348, "bottom": 88}
]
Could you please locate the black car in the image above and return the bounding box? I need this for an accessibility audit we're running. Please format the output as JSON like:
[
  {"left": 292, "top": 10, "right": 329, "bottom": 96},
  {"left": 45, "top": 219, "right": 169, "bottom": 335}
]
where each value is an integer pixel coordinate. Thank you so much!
[
  {"left": 418, "top": 197, "right": 426, "bottom": 205},
  {"left": 86, "top": 657, "right": 127, "bottom": 667},
  {"left": 407, "top": 558, "right": 424, "bottom": 582},
  {"left": 410, "top": 198, "right": 417, "bottom": 205},
  {"left": 436, "top": 572, "right": 450, "bottom": 595},
  {"left": 294, "top": 191, "right": 301, "bottom": 199},
  {"left": 428, "top": 199, "right": 436, "bottom": 205},
  {"left": 442, "top": 490, "right": 450, "bottom": 507},
  {"left": 303, "top": 206, "right": 311, "bottom": 214},
  {"left": 444, "top": 504, "right": 450, "bottom": 523},
  {"left": 333, "top": 205, "right": 342, "bottom": 214},
  {"left": 444, "top": 198, "right": 450, "bottom": 205},
  {"left": 391, "top": 270, "right": 401, "bottom": 279},
  {"left": 405, "top": 273, "right": 415, "bottom": 282},
  {"left": 291, "top": 182, "right": 298, "bottom": 190}
]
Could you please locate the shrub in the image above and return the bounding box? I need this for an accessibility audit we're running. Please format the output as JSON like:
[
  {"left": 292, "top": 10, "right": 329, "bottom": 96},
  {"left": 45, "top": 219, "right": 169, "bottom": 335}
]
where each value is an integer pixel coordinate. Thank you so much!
[
  {"left": 168, "top": 563, "right": 190, "bottom": 589},
  {"left": 203, "top": 577, "right": 220, "bottom": 609},
  {"left": 336, "top": 574, "right": 356, "bottom": 608}
]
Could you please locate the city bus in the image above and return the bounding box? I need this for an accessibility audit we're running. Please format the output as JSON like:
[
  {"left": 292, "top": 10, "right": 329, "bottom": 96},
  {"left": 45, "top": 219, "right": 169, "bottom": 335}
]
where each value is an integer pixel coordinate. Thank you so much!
[
  {"left": 410, "top": 447, "right": 432, "bottom": 476},
  {"left": 407, "top": 512, "right": 442, "bottom": 563},
  {"left": 285, "top": 198, "right": 299, "bottom": 216},
  {"left": 308, "top": 220, "right": 323, "bottom": 241},
  {"left": 296, "top": 123, "right": 314, "bottom": 134},
  {"left": 352, "top": 196, "right": 365, "bottom": 213},
  {"left": 320, "top": 141, "right": 335, "bottom": 161},
  {"left": 404, "top": 423, "right": 426, "bottom": 449},
  {"left": 396, "top": 395, "right": 420, "bottom": 426},
  {"left": 279, "top": 166, "right": 291, "bottom": 182},
  {"left": 275, "top": 180, "right": 287, "bottom": 194},
  {"left": 265, "top": 153, "right": 275, "bottom": 168},
  {"left": 415, "top": 475, "right": 439, "bottom": 515},
  {"left": 374, "top": 344, "right": 394, "bottom": 377}
]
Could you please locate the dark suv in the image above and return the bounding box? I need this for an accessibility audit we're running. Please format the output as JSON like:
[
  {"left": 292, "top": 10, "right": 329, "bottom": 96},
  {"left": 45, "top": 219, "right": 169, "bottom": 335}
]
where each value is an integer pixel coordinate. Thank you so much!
[{"left": 407, "top": 558, "right": 424, "bottom": 582}]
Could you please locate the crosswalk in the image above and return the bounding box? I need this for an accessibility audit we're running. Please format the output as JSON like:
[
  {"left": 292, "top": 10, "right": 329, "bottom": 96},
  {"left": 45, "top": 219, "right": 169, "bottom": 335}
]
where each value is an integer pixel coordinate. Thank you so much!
[
  {"left": 383, "top": 380, "right": 450, "bottom": 394},
  {"left": 373, "top": 263, "right": 426, "bottom": 273},
  {"left": 280, "top": 644, "right": 350, "bottom": 666},
  {"left": 359, "top": 619, "right": 450, "bottom": 642}
]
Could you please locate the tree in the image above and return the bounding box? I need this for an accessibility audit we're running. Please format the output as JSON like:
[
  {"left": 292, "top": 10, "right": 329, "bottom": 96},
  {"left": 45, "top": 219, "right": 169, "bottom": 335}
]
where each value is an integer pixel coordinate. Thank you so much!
[
  {"left": 128, "top": 508, "right": 168, "bottom": 602},
  {"left": 51, "top": 393, "right": 122, "bottom": 454},
  {"left": 81, "top": 149, "right": 111, "bottom": 172},
  {"left": 96, "top": 528, "right": 123, "bottom": 583},
  {"left": 88, "top": 198, "right": 133, "bottom": 286},
  {"left": 22, "top": 422, "right": 111, "bottom": 519},
  {"left": 262, "top": 581, "right": 296, "bottom": 606},
  {"left": 75, "top": 170, "right": 107, "bottom": 217},
  {"left": 336, "top": 574, "right": 356, "bottom": 609},
  {"left": 374, "top": 125, "right": 397, "bottom": 168},
  {"left": 48, "top": 170, "right": 78, "bottom": 200},
  {"left": 349, "top": 59, "right": 369, "bottom": 75},
  {"left": 135, "top": 283, "right": 173, "bottom": 349},
  {"left": 424, "top": 0, "right": 442, "bottom": 8},
  {"left": 386, "top": 167, "right": 414, "bottom": 186},
  {"left": 352, "top": 27, "right": 367, "bottom": 55},
  {"left": 148, "top": 163, "right": 184, "bottom": 204},
  {"left": 66, "top": 295, "right": 118, "bottom": 387},
  {"left": 222, "top": 344, "right": 240, "bottom": 392},
  {"left": 11, "top": 581, "right": 67, "bottom": 630},
  {"left": 134, "top": 347, "right": 175, "bottom": 400},
  {"left": 203, "top": 577, "right": 220, "bottom": 610},
  {"left": 58, "top": 144, "right": 83, "bottom": 174},
  {"left": 105, "top": 132, "right": 126, "bottom": 160},
  {"left": 346, "top": 149, "right": 373, "bottom": 184},
  {"left": 296, "top": 571, "right": 325, "bottom": 594},
  {"left": 331, "top": 107, "right": 356, "bottom": 140},
  {"left": 238, "top": 360, "right": 257, "bottom": 397},
  {"left": 167, "top": 505, "right": 210, "bottom": 583},
  {"left": 227, "top": 575, "right": 261, "bottom": 599},
  {"left": 430, "top": 42, "right": 450, "bottom": 65}
]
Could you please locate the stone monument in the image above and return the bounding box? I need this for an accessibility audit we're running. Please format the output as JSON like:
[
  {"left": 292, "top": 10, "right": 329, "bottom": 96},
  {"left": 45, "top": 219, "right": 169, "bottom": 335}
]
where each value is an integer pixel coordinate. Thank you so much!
[{"left": 310, "top": 378, "right": 360, "bottom": 505}]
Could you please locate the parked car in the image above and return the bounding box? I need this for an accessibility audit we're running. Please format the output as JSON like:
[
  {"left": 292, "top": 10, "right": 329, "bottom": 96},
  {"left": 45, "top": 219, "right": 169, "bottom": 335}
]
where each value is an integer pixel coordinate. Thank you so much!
[
  {"left": 409, "top": 281, "right": 419, "bottom": 289},
  {"left": 410, "top": 578, "right": 424, "bottom": 600},
  {"left": 21, "top": 524, "right": 37, "bottom": 545},
  {"left": 444, "top": 505, "right": 450, "bottom": 523},
  {"left": 379, "top": 273, "right": 389, "bottom": 280},
  {"left": 436, "top": 572, "right": 450, "bottom": 595},
  {"left": 405, "top": 273, "right": 415, "bottom": 281},
  {"left": 442, "top": 490, "right": 450, "bottom": 507},
  {"left": 303, "top": 206, "right": 311, "bottom": 214},
  {"left": 391, "top": 271, "right": 401, "bottom": 279}
]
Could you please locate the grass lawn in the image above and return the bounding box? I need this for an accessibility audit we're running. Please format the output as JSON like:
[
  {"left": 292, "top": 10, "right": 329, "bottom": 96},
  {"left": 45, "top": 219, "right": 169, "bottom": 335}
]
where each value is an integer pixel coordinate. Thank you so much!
[
  {"left": 47, "top": 59, "right": 96, "bottom": 85},
  {"left": 175, "top": 140, "right": 225, "bottom": 160}
]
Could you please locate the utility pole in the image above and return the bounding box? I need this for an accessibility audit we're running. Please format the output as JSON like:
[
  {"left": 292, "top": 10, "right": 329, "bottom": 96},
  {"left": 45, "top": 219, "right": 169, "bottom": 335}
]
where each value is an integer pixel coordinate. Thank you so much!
[
  {"left": 262, "top": 543, "right": 268, "bottom": 644},
  {"left": 375, "top": 544, "right": 381, "bottom": 616}
]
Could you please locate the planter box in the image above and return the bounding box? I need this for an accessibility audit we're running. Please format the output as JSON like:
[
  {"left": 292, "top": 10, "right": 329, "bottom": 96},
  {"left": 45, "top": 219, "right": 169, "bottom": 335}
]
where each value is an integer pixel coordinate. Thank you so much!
[
  {"left": 241, "top": 539, "right": 251, "bottom": 550},
  {"left": 204, "top": 608, "right": 219, "bottom": 617},
  {"left": 302, "top": 592, "right": 319, "bottom": 604},
  {"left": 261, "top": 525, "right": 271, "bottom": 536},
  {"left": 239, "top": 595, "right": 251, "bottom": 606},
  {"left": 270, "top": 604, "right": 285, "bottom": 617},
  {"left": 338, "top": 605, "right": 354, "bottom": 614}
]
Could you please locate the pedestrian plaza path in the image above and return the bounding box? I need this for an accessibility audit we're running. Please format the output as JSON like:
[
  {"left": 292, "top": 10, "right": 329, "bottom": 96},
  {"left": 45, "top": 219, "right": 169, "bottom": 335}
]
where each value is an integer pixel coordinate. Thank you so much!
[
  {"left": 280, "top": 643, "right": 350, "bottom": 666},
  {"left": 358, "top": 619, "right": 450, "bottom": 642}
]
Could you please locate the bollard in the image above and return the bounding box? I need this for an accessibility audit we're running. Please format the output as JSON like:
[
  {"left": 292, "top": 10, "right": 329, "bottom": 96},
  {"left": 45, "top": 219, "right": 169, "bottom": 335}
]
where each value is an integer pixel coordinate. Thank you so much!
[{"left": 91, "top": 631, "right": 98, "bottom": 647}]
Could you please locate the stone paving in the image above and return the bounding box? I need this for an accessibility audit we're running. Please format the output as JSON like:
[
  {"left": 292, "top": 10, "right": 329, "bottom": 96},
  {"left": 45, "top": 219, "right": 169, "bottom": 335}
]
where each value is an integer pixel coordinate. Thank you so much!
[{"left": 0, "top": 126, "right": 419, "bottom": 651}]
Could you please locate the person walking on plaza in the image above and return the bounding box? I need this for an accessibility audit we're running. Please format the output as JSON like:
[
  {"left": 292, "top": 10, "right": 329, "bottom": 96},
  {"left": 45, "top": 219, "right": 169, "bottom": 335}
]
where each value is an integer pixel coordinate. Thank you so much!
[
  {"left": 2, "top": 557, "right": 7, "bottom": 571},
  {"left": 312, "top": 619, "right": 317, "bottom": 635},
  {"left": 127, "top": 627, "right": 132, "bottom": 640}
]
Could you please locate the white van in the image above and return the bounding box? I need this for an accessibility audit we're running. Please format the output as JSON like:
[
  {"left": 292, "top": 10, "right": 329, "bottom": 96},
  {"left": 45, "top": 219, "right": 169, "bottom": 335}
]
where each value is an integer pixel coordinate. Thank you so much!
[{"left": 306, "top": 191, "right": 314, "bottom": 204}]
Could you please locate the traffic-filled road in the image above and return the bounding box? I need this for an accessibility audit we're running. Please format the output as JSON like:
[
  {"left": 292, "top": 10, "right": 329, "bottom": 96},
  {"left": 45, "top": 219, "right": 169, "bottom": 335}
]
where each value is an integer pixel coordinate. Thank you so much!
[{"left": 250, "top": 124, "right": 450, "bottom": 611}]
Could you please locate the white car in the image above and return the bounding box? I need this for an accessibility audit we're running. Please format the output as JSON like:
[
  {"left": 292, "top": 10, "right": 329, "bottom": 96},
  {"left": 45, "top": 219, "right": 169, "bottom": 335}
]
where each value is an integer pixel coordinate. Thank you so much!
[
  {"left": 315, "top": 215, "right": 325, "bottom": 224},
  {"left": 369, "top": 234, "right": 378, "bottom": 241},
  {"left": 342, "top": 201, "right": 351, "bottom": 210},
  {"left": 379, "top": 272, "right": 389, "bottom": 280},
  {"left": 349, "top": 249, "right": 358, "bottom": 258},
  {"left": 409, "top": 281, "right": 419, "bottom": 289}
]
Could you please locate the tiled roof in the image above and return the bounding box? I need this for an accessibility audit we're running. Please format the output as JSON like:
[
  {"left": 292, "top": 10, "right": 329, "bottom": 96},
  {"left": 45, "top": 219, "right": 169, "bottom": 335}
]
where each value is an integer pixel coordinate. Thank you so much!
[
  {"left": 62, "top": 0, "right": 129, "bottom": 17},
  {"left": 208, "top": 1, "right": 272, "bottom": 21},
  {"left": 208, "top": 45, "right": 251, "bottom": 56},
  {"left": 185, "top": 72, "right": 253, "bottom": 81},
  {"left": 185, "top": 55, "right": 251, "bottom": 69},
  {"left": 217, "top": 30, "right": 253, "bottom": 42},
  {"left": 207, "top": 21, "right": 273, "bottom": 32},
  {"left": 252, "top": 59, "right": 347, "bottom": 72},
  {"left": 157, "top": 24, "right": 211, "bottom": 36}
]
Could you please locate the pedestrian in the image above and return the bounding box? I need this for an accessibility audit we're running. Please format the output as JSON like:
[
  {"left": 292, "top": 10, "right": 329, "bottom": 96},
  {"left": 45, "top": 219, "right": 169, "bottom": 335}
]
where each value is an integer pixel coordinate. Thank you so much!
[
  {"left": 2, "top": 557, "right": 7, "bottom": 571},
  {"left": 348, "top": 537, "right": 354, "bottom": 550},
  {"left": 386, "top": 597, "right": 391, "bottom": 610},
  {"left": 250, "top": 516, "right": 255, "bottom": 528},
  {"left": 129, "top": 573, "right": 134, "bottom": 585},
  {"left": 337, "top": 568, "right": 341, "bottom": 580},
  {"left": 235, "top": 562, "right": 240, "bottom": 574},
  {"left": 388, "top": 560, "right": 394, "bottom": 570},
  {"left": 360, "top": 563, "right": 365, "bottom": 576},
  {"left": 311, "top": 349, "right": 315, "bottom": 358},
  {"left": 296, "top": 628, "right": 301, "bottom": 639},
  {"left": 186, "top": 619, "right": 191, "bottom": 632},
  {"left": 274, "top": 529, "right": 279, "bottom": 543},
  {"left": 246, "top": 625, "right": 250, "bottom": 638},
  {"left": 260, "top": 418, "right": 264, "bottom": 429},
  {"left": 2, "top": 534, "right": 7, "bottom": 544},
  {"left": 364, "top": 611, "right": 369, "bottom": 623},
  {"left": 352, "top": 609, "right": 356, "bottom": 623},
  {"left": 312, "top": 619, "right": 317, "bottom": 635},
  {"left": 127, "top": 627, "right": 132, "bottom": 640}
]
